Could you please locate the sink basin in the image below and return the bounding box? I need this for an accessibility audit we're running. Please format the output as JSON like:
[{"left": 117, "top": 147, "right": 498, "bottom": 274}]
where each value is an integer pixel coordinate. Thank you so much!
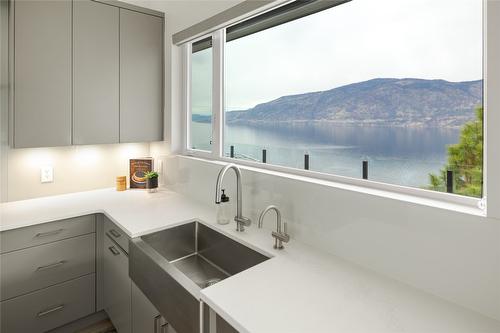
[{"left": 129, "top": 221, "right": 270, "bottom": 333}]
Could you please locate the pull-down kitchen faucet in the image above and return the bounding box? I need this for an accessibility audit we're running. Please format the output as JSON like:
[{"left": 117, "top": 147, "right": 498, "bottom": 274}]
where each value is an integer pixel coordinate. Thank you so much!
[{"left": 215, "top": 164, "right": 251, "bottom": 232}]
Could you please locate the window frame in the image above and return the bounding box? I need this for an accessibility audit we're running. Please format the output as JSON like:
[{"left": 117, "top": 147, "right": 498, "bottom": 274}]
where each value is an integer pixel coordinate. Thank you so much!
[{"left": 183, "top": 1, "right": 487, "bottom": 212}]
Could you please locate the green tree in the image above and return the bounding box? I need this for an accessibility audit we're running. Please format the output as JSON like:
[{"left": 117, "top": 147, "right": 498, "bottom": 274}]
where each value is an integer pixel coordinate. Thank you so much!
[{"left": 428, "top": 107, "right": 483, "bottom": 197}]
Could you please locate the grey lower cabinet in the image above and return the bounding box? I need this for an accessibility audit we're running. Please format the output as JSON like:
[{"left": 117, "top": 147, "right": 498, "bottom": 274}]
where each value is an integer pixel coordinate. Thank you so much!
[
  {"left": 132, "top": 282, "right": 177, "bottom": 333},
  {"left": 132, "top": 282, "right": 159, "bottom": 333},
  {"left": 215, "top": 314, "right": 239, "bottom": 333},
  {"left": 0, "top": 215, "right": 96, "bottom": 333},
  {"left": 204, "top": 305, "right": 239, "bottom": 333},
  {"left": 1, "top": 233, "right": 95, "bottom": 301},
  {"left": 0, "top": 214, "right": 95, "bottom": 253},
  {"left": 103, "top": 232, "right": 132, "bottom": 333},
  {"left": 0, "top": 213, "right": 183, "bottom": 333},
  {"left": 119, "top": 8, "right": 164, "bottom": 143},
  {"left": 13, "top": 0, "right": 72, "bottom": 148},
  {"left": 103, "top": 217, "right": 172, "bottom": 333},
  {"left": 73, "top": 0, "right": 119, "bottom": 145},
  {"left": 1, "top": 274, "right": 95, "bottom": 333}
]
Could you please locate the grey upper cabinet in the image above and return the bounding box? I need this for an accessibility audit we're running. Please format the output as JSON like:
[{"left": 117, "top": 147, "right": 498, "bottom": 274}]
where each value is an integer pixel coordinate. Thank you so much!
[
  {"left": 120, "top": 9, "right": 164, "bottom": 143},
  {"left": 13, "top": 0, "right": 72, "bottom": 148},
  {"left": 73, "top": 0, "right": 119, "bottom": 145},
  {"left": 10, "top": 1, "right": 164, "bottom": 149}
]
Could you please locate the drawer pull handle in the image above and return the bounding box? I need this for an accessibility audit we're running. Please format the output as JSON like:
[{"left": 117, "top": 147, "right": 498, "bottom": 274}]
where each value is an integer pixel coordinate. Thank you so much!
[
  {"left": 155, "top": 315, "right": 169, "bottom": 333},
  {"left": 108, "top": 246, "right": 120, "bottom": 256},
  {"left": 36, "top": 260, "right": 67, "bottom": 271},
  {"left": 37, "top": 304, "right": 64, "bottom": 317},
  {"left": 154, "top": 315, "right": 161, "bottom": 333},
  {"left": 109, "top": 229, "right": 121, "bottom": 238},
  {"left": 35, "top": 229, "right": 64, "bottom": 238}
]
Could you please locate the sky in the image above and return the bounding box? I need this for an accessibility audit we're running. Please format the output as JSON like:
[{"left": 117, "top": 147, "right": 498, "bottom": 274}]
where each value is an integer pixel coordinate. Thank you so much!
[{"left": 191, "top": 0, "right": 483, "bottom": 114}]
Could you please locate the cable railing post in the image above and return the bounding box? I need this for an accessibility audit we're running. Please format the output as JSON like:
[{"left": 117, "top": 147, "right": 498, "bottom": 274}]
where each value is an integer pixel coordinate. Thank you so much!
[
  {"left": 230, "top": 145, "right": 234, "bottom": 158},
  {"left": 446, "top": 170, "right": 453, "bottom": 193},
  {"left": 362, "top": 160, "right": 368, "bottom": 180},
  {"left": 304, "top": 153, "right": 309, "bottom": 170},
  {"left": 262, "top": 149, "right": 267, "bottom": 163}
]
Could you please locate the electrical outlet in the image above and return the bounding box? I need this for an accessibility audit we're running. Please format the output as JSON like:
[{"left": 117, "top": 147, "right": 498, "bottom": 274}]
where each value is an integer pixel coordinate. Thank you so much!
[{"left": 40, "top": 166, "right": 54, "bottom": 183}]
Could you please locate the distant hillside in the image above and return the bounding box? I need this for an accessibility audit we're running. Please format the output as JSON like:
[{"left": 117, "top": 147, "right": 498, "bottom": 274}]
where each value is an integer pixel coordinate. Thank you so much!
[
  {"left": 213, "top": 78, "right": 482, "bottom": 127},
  {"left": 191, "top": 114, "right": 211, "bottom": 123}
]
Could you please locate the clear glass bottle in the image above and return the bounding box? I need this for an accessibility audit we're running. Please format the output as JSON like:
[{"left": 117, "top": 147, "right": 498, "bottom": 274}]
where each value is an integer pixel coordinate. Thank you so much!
[{"left": 217, "top": 189, "right": 231, "bottom": 225}]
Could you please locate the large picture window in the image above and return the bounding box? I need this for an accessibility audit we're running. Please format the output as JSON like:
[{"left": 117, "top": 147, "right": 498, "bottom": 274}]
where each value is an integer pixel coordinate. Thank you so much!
[{"left": 187, "top": 0, "right": 484, "bottom": 200}]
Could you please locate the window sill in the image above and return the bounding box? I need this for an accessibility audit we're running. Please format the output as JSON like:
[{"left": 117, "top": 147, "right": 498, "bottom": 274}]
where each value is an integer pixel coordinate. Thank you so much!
[{"left": 179, "top": 154, "right": 485, "bottom": 218}]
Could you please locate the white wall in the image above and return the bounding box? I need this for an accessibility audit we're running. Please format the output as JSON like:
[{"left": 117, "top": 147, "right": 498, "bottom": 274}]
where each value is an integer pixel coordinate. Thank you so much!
[{"left": 164, "top": 155, "right": 500, "bottom": 322}]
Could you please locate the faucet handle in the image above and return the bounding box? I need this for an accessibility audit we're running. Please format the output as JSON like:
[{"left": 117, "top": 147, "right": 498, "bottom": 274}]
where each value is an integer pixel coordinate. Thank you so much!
[
  {"left": 272, "top": 231, "right": 290, "bottom": 243},
  {"left": 234, "top": 216, "right": 251, "bottom": 231},
  {"left": 235, "top": 215, "right": 251, "bottom": 226},
  {"left": 273, "top": 220, "right": 289, "bottom": 249}
]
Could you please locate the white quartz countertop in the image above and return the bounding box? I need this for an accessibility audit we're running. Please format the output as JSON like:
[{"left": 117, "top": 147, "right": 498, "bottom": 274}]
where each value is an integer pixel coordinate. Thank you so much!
[{"left": 1, "top": 188, "right": 499, "bottom": 333}]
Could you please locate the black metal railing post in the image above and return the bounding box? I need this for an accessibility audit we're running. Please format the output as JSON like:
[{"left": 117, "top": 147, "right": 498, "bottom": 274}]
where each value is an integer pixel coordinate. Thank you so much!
[
  {"left": 262, "top": 149, "right": 267, "bottom": 163},
  {"left": 362, "top": 160, "right": 368, "bottom": 180},
  {"left": 304, "top": 154, "right": 310, "bottom": 170},
  {"left": 230, "top": 145, "right": 234, "bottom": 158},
  {"left": 446, "top": 170, "right": 453, "bottom": 193}
]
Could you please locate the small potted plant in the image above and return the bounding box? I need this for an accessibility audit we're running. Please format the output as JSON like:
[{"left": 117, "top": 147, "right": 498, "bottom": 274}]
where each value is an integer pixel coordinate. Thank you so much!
[{"left": 144, "top": 171, "right": 159, "bottom": 192}]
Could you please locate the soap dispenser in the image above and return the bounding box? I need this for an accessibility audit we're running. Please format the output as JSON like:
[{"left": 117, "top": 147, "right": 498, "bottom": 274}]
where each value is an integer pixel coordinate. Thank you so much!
[{"left": 217, "top": 189, "right": 231, "bottom": 225}]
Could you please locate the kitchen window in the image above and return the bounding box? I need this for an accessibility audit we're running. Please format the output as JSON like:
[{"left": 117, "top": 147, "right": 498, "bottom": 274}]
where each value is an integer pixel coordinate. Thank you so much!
[
  {"left": 184, "top": 0, "right": 484, "bottom": 203},
  {"left": 188, "top": 36, "right": 213, "bottom": 152}
]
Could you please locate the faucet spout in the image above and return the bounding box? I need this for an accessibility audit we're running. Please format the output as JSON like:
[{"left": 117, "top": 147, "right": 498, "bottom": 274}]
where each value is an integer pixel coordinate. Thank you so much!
[{"left": 215, "top": 164, "right": 251, "bottom": 231}]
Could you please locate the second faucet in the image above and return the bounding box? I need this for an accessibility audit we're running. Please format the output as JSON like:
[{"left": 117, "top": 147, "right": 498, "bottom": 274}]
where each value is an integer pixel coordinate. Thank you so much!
[{"left": 258, "top": 205, "right": 290, "bottom": 249}]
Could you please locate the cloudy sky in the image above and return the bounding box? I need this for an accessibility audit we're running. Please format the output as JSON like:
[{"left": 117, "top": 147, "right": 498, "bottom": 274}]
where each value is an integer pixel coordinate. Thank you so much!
[{"left": 192, "top": 0, "right": 483, "bottom": 114}]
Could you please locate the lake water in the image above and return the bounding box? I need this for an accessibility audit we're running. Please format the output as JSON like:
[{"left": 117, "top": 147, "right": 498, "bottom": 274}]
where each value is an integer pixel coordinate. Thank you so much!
[{"left": 191, "top": 122, "right": 460, "bottom": 189}]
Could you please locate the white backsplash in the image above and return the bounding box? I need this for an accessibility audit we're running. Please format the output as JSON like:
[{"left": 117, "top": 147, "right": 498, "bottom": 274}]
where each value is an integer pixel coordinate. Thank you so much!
[
  {"left": 4, "top": 143, "right": 151, "bottom": 202},
  {"left": 163, "top": 154, "right": 500, "bottom": 322}
]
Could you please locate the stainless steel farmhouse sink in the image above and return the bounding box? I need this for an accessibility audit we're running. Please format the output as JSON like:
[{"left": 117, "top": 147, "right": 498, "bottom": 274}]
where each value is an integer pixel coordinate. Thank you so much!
[{"left": 129, "top": 221, "right": 270, "bottom": 333}]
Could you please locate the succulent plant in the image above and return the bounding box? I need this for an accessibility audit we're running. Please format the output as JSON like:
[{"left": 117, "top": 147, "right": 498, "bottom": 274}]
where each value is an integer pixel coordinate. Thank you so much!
[{"left": 144, "top": 171, "right": 159, "bottom": 179}]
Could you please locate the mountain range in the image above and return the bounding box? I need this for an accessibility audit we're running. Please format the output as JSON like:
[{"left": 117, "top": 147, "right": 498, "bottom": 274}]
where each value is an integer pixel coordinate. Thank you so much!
[{"left": 194, "top": 78, "right": 483, "bottom": 127}]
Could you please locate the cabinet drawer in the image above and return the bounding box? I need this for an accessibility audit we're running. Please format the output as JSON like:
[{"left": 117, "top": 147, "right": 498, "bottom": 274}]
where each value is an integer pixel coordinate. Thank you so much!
[
  {"left": 104, "top": 217, "right": 129, "bottom": 253},
  {"left": 1, "top": 233, "right": 95, "bottom": 301},
  {"left": 0, "top": 273, "right": 95, "bottom": 333},
  {"left": 1, "top": 215, "right": 95, "bottom": 254}
]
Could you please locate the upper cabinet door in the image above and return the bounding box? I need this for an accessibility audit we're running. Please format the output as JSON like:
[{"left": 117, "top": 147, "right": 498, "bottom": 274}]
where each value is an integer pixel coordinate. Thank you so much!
[
  {"left": 120, "top": 9, "right": 164, "bottom": 143},
  {"left": 73, "top": 0, "right": 119, "bottom": 145},
  {"left": 14, "top": 0, "right": 71, "bottom": 148}
]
